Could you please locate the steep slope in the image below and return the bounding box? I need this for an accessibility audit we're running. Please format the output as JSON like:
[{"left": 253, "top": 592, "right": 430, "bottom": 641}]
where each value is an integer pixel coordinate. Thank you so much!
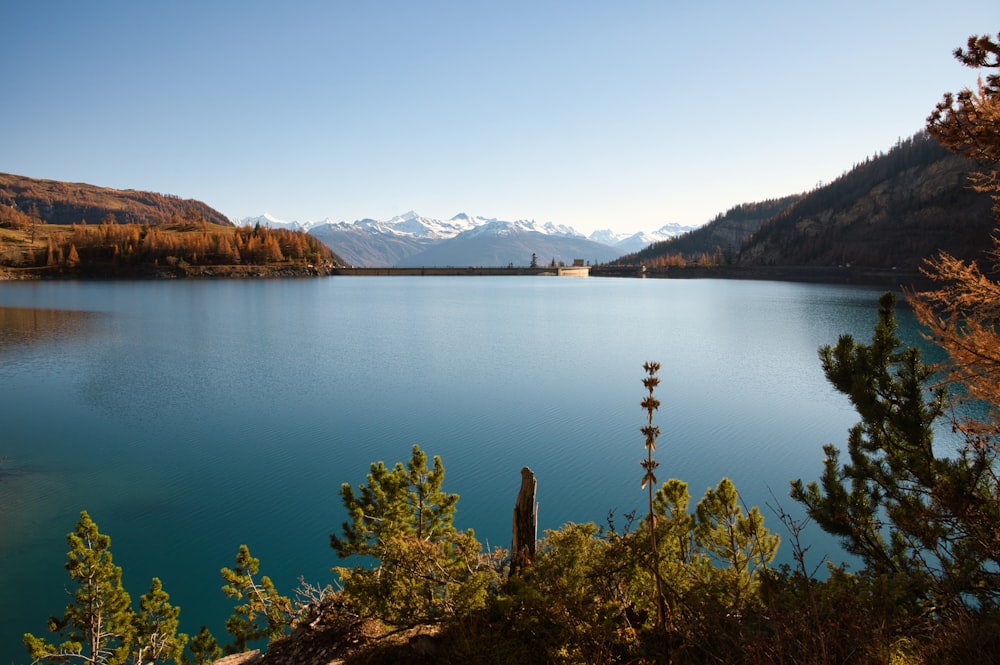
[
  {"left": 309, "top": 220, "right": 437, "bottom": 267},
  {"left": 594, "top": 222, "right": 700, "bottom": 254},
  {"left": 612, "top": 196, "right": 802, "bottom": 265},
  {"left": 738, "top": 133, "right": 993, "bottom": 270},
  {"left": 609, "top": 132, "right": 994, "bottom": 273},
  {"left": 0, "top": 173, "right": 232, "bottom": 227}
]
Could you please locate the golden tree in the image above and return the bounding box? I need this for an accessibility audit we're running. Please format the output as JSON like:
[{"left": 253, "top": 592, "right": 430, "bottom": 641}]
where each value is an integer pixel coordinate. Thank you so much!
[{"left": 911, "top": 32, "right": 1000, "bottom": 429}]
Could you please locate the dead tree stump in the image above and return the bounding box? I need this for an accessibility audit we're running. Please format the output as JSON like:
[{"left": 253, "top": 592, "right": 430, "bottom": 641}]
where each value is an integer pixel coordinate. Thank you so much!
[{"left": 510, "top": 466, "right": 538, "bottom": 576}]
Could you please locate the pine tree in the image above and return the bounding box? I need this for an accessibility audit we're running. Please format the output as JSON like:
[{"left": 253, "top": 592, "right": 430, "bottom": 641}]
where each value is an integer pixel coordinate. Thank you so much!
[
  {"left": 133, "top": 578, "right": 187, "bottom": 664},
  {"left": 791, "top": 293, "right": 1000, "bottom": 610},
  {"left": 183, "top": 626, "right": 221, "bottom": 665},
  {"left": 24, "top": 511, "right": 136, "bottom": 665},
  {"left": 331, "top": 445, "right": 493, "bottom": 625},
  {"left": 332, "top": 445, "right": 459, "bottom": 557},
  {"left": 693, "top": 477, "right": 779, "bottom": 605},
  {"left": 220, "top": 544, "right": 293, "bottom": 654}
]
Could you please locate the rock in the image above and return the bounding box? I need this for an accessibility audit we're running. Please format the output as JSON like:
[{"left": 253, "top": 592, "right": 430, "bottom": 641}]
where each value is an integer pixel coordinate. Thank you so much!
[{"left": 213, "top": 650, "right": 262, "bottom": 665}]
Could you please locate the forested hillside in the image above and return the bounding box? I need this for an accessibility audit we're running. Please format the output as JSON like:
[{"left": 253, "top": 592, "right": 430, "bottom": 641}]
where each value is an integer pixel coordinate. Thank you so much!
[
  {"left": 740, "top": 133, "right": 993, "bottom": 269},
  {"left": 0, "top": 174, "right": 344, "bottom": 277},
  {"left": 613, "top": 195, "right": 802, "bottom": 267},
  {"left": 612, "top": 133, "right": 994, "bottom": 274}
]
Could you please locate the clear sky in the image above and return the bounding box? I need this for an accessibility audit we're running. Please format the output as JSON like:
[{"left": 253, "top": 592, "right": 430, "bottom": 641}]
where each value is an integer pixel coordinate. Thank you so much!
[{"left": 3, "top": 2, "right": 997, "bottom": 235}]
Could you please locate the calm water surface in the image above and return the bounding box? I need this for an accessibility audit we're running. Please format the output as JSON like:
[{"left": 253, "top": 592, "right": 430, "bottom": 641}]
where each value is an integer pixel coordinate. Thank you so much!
[{"left": 0, "top": 277, "right": 935, "bottom": 660}]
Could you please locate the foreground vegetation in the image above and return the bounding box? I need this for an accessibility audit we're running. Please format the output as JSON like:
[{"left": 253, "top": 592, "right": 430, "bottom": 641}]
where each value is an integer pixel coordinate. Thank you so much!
[
  {"left": 22, "top": 287, "right": 1000, "bottom": 664},
  {"left": 20, "top": 31, "right": 1000, "bottom": 665}
]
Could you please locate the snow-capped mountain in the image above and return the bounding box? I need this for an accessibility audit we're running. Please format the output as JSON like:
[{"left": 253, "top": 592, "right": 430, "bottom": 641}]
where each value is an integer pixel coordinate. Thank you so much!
[
  {"left": 240, "top": 212, "right": 698, "bottom": 267},
  {"left": 396, "top": 219, "right": 620, "bottom": 267},
  {"left": 240, "top": 212, "right": 311, "bottom": 232},
  {"left": 589, "top": 222, "right": 694, "bottom": 254}
]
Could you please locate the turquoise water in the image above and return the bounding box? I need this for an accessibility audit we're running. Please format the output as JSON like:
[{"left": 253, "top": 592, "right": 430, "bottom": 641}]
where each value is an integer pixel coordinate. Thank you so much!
[{"left": 0, "top": 277, "right": 932, "bottom": 661}]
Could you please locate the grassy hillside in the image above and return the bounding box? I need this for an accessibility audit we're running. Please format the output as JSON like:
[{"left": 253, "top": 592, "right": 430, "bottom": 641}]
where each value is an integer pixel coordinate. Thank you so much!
[{"left": 0, "top": 172, "right": 232, "bottom": 227}]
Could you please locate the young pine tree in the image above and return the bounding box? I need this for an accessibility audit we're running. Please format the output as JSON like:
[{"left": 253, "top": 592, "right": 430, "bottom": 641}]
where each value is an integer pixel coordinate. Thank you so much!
[
  {"left": 220, "top": 544, "right": 293, "bottom": 654},
  {"left": 183, "top": 626, "right": 222, "bottom": 665},
  {"left": 331, "top": 444, "right": 493, "bottom": 626},
  {"left": 693, "top": 477, "right": 779, "bottom": 606},
  {"left": 133, "top": 578, "right": 188, "bottom": 665},
  {"left": 24, "top": 511, "right": 135, "bottom": 665}
]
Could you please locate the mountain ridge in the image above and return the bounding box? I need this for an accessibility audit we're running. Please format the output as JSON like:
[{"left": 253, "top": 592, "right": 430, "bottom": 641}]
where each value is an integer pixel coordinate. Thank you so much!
[
  {"left": 246, "top": 212, "right": 697, "bottom": 267},
  {"left": 0, "top": 172, "right": 232, "bottom": 227},
  {"left": 611, "top": 132, "right": 994, "bottom": 275},
  {"left": 6, "top": 127, "right": 988, "bottom": 277}
]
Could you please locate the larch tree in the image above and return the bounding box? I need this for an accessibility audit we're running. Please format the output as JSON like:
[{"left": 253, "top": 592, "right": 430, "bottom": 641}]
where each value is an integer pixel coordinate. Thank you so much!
[
  {"left": 65, "top": 243, "right": 81, "bottom": 267},
  {"left": 29, "top": 202, "right": 39, "bottom": 243},
  {"left": 215, "top": 235, "right": 239, "bottom": 264},
  {"left": 911, "top": 32, "right": 1000, "bottom": 431}
]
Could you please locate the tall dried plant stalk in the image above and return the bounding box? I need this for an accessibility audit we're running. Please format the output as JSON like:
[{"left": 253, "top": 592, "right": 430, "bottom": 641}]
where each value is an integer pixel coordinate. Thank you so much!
[{"left": 641, "top": 361, "right": 669, "bottom": 631}]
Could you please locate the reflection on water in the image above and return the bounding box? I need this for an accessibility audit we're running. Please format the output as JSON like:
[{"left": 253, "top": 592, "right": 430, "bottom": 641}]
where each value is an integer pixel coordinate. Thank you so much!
[
  {"left": 0, "top": 305, "right": 99, "bottom": 593},
  {"left": 0, "top": 306, "right": 95, "bottom": 350}
]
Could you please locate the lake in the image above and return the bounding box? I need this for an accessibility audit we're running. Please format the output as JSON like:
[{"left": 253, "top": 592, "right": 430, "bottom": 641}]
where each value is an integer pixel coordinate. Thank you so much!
[{"left": 0, "top": 276, "right": 937, "bottom": 660}]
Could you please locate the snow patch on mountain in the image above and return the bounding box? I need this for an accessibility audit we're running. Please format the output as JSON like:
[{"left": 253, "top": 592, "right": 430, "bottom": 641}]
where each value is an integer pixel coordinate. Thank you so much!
[
  {"left": 241, "top": 211, "right": 699, "bottom": 251},
  {"left": 241, "top": 212, "right": 305, "bottom": 231}
]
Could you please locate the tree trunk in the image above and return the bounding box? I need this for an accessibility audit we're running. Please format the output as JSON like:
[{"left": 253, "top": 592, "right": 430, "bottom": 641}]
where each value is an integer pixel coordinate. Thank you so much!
[{"left": 510, "top": 466, "right": 537, "bottom": 576}]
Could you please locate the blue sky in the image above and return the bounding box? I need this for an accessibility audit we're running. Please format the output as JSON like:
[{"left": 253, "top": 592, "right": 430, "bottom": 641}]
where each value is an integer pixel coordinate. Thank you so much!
[{"left": 3, "top": 2, "right": 997, "bottom": 234}]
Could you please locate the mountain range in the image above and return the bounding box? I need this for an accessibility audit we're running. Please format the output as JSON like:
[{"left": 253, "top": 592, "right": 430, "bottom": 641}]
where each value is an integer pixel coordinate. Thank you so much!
[
  {"left": 3, "top": 127, "right": 993, "bottom": 277},
  {"left": 240, "top": 211, "right": 697, "bottom": 267}
]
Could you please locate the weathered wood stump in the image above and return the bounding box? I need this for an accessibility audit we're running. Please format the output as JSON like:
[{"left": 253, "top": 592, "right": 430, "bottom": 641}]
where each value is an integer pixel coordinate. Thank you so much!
[{"left": 510, "top": 466, "right": 538, "bottom": 576}]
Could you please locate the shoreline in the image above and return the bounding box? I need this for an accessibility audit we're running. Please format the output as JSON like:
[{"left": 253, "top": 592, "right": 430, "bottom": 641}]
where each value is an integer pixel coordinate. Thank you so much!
[
  {"left": 0, "top": 263, "right": 332, "bottom": 280},
  {"left": 0, "top": 263, "right": 927, "bottom": 289}
]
